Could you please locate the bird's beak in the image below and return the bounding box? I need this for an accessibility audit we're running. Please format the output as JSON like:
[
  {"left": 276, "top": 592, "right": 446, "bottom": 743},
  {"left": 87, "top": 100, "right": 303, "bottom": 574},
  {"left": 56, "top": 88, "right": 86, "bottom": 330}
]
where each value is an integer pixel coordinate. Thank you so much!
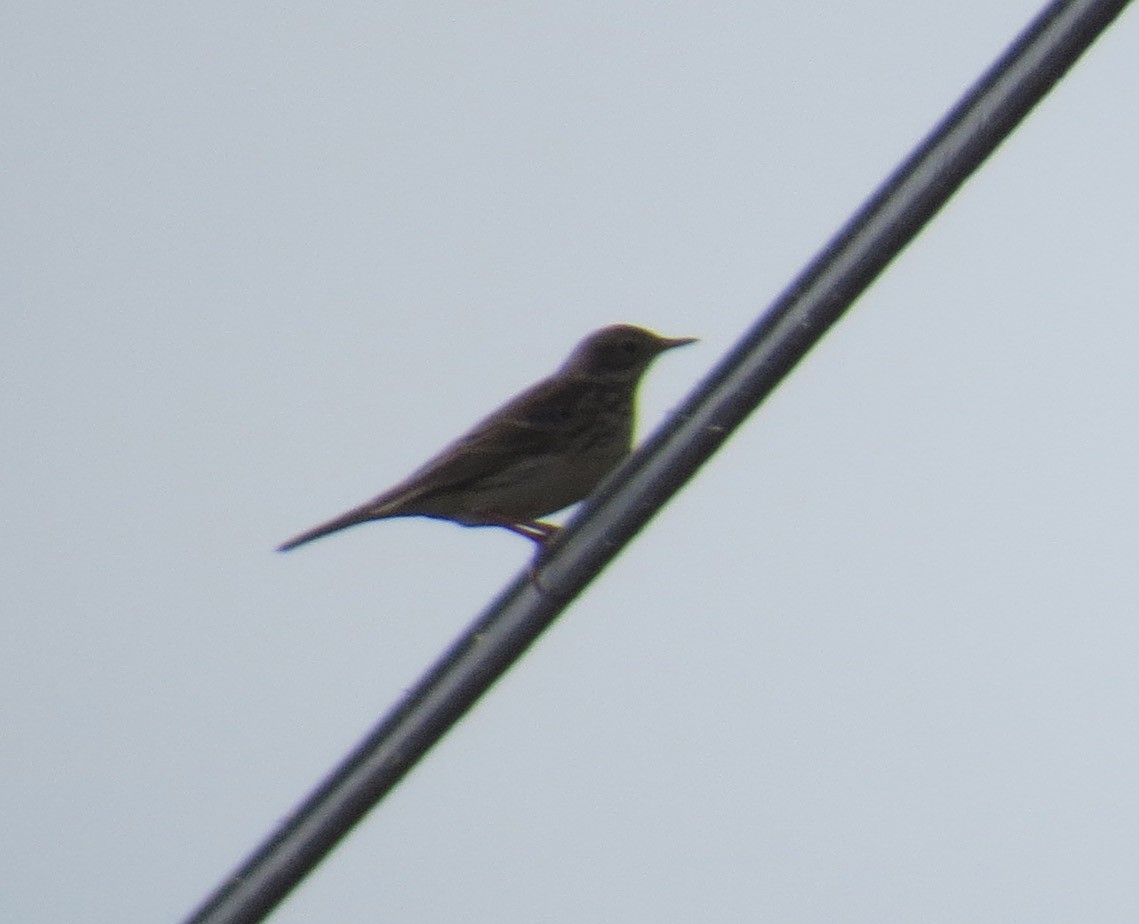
[{"left": 661, "top": 335, "right": 698, "bottom": 350}]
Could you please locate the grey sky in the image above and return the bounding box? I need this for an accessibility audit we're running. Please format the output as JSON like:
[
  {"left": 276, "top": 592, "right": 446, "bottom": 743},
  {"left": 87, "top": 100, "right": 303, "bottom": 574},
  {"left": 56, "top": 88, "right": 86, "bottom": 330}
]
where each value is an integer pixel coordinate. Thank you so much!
[{"left": 4, "top": 2, "right": 1139, "bottom": 922}]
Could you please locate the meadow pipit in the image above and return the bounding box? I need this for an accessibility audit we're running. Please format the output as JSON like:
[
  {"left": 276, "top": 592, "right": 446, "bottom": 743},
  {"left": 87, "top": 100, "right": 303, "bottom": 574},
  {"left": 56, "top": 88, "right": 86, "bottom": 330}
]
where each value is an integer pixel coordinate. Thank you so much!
[{"left": 277, "top": 324, "right": 695, "bottom": 551}]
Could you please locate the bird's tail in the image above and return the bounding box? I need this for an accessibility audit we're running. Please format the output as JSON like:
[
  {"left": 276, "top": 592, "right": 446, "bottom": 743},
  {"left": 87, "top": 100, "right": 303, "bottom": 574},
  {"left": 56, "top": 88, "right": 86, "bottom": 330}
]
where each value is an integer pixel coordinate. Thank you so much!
[{"left": 276, "top": 503, "right": 386, "bottom": 552}]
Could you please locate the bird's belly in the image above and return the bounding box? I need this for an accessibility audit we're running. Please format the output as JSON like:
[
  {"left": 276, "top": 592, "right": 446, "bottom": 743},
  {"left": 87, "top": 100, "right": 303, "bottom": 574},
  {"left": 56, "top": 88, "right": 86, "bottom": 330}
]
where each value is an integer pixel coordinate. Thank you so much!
[{"left": 453, "top": 447, "right": 625, "bottom": 523}]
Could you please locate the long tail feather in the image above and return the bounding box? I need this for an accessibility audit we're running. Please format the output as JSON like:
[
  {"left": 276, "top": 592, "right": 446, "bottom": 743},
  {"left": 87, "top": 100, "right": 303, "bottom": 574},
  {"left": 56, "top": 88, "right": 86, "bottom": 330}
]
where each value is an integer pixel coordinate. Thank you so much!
[{"left": 276, "top": 504, "right": 385, "bottom": 552}]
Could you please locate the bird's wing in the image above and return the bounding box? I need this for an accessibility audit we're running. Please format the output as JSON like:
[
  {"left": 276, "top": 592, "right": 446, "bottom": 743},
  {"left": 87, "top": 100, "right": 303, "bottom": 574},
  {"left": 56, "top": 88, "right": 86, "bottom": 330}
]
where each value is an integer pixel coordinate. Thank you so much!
[
  {"left": 382, "top": 376, "right": 589, "bottom": 506},
  {"left": 276, "top": 377, "right": 593, "bottom": 550}
]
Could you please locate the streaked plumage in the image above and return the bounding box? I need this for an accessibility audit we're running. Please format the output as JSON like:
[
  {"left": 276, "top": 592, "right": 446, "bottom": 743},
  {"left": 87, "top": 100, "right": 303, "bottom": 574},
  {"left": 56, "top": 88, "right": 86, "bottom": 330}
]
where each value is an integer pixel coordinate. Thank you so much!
[{"left": 277, "top": 324, "right": 695, "bottom": 551}]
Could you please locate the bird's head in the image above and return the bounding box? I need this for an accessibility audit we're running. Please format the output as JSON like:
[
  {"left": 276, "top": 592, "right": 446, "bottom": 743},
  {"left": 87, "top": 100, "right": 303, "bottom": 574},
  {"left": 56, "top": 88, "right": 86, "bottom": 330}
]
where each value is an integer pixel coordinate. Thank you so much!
[{"left": 560, "top": 324, "right": 696, "bottom": 382}]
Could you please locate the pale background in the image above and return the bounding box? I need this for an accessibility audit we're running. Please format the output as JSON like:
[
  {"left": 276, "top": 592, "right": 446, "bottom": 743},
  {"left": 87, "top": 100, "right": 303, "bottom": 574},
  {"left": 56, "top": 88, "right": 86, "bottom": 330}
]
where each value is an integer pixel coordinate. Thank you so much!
[{"left": 4, "top": 2, "right": 1139, "bottom": 921}]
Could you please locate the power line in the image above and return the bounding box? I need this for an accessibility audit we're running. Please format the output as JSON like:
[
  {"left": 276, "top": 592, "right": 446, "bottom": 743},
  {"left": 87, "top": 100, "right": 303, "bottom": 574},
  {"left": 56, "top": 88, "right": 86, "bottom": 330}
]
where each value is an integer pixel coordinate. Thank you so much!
[{"left": 183, "top": 1, "right": 1133, "bottom": 921}]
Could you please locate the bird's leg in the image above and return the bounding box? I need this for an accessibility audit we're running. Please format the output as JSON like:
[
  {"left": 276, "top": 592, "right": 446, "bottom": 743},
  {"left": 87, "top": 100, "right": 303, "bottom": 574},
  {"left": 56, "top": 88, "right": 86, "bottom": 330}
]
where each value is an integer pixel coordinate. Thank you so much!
[
  {"left": 518, "top": 520, "right": 561, "bottom": 542},
  {"left": 493, "top": 520, "right": 561, "bottom": 545},
  {"left": 517, "top": 522, "right": 568, "bottom": 595}
]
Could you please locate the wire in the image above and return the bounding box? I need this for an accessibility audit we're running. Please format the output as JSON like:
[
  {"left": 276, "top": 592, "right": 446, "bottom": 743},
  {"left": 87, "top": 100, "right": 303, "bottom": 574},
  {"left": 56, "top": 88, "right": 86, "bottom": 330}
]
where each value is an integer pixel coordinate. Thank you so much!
[{"left": 182, "top": 1, "right": 1133, "bottom": 921}]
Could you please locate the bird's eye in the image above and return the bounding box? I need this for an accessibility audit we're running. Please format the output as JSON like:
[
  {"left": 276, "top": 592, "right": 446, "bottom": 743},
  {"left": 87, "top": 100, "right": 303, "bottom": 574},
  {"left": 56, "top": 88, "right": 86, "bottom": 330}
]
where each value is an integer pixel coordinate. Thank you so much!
[{"left": 621, "top": 340, "right": 638, "bottom": 354}]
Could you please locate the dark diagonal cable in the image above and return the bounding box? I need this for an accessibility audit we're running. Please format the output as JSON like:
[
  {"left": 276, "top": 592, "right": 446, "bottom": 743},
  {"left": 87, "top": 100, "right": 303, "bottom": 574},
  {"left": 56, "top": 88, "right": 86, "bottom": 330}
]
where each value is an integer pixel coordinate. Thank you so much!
[{"left": 183, "top": 1, "right": 1131, "bottom": 921}]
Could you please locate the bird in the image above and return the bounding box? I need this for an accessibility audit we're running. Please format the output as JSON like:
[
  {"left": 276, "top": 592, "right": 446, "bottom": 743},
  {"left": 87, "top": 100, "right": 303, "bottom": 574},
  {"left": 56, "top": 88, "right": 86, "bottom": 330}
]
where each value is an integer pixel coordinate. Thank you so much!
[{"left": 277, "top": 323, "right": 696, "bottom": 552}]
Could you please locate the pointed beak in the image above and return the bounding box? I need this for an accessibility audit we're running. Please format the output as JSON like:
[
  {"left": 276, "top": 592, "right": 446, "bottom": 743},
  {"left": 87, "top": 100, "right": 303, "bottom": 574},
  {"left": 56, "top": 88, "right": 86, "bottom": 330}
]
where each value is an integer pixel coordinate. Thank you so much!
[{"left": 661, "top": 335, "right": 698, "bottom": 350}]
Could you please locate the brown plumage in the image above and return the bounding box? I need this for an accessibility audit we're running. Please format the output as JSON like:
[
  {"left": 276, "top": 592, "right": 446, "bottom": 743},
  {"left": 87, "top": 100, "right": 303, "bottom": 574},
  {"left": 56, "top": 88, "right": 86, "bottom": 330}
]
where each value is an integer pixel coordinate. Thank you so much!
[{"left": 277, "top": 324, "right": 695, "bottom": 551}]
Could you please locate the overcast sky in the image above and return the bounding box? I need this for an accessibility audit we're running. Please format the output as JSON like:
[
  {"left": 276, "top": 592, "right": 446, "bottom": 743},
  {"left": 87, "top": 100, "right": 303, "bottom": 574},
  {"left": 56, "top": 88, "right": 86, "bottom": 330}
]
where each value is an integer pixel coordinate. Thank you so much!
[{"left": 4, "top": 2, "right": 1139, "bottom": 922}]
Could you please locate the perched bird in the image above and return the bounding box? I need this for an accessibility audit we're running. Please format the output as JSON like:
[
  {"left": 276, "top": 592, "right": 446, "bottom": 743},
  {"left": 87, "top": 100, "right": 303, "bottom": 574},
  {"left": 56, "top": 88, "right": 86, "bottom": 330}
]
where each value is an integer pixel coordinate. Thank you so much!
[{"left": 277, "top": 324, "right": 696, "bottom": 552}]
